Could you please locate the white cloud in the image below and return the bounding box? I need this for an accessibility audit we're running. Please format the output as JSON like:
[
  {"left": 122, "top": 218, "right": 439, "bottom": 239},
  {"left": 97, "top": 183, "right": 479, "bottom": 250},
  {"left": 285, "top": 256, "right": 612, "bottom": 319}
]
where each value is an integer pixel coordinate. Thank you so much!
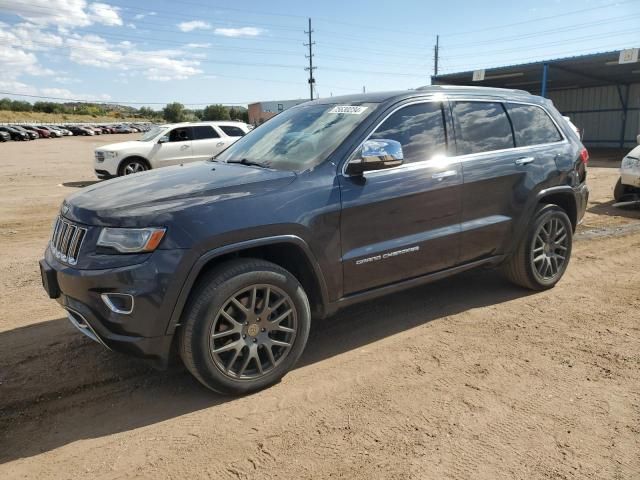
[
  {"left": 65, "top": 34, "right": 202, "bottom": 81},
  {"left": 0, "top": 80, "right": 110, "bottom": 101},
  {"left": 0, "top": 0, "right": 122, "bottom": 28},
  {"left": 66, "top": 34, "right": 124, "bottom": 67},
  {"left": 127, "top": 23, "right": 136, "bottom": 29},
  {"left": 186, "top": 43, "right": 211, "bottom": 49},
  {"left": 214, "top": 27, "right": 263, "bottom": 38},
  {"left": 134, "top": 11, "right": 156, "bottom": 20},
  {"left": 88, "top": 3, "right": 122, "bottom": 26},
  {"left": 0, "top": 44, "right": 55, "bottom": 79},
  {"left": 5, "top": 23, "right": 64, "bottom": 51},
  {"left": 178, "top": 20, "right": 211, "bottom": 32},
  {"left": 41, "top": 87, "right": 110, "bottom": 101}
]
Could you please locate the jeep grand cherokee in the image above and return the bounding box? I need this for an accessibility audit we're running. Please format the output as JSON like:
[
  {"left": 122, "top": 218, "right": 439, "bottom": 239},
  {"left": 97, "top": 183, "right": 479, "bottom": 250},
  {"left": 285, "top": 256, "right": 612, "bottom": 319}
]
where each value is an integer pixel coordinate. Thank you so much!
[{"left": 40, "top": 86, "right": 589, "bottom": 394}]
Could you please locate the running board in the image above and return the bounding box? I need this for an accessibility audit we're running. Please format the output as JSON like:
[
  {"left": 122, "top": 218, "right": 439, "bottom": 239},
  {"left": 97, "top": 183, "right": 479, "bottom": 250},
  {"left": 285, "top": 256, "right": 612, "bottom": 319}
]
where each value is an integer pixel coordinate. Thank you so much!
[{"left": 333, "top": 255, "right": 505, "bottom": 311}]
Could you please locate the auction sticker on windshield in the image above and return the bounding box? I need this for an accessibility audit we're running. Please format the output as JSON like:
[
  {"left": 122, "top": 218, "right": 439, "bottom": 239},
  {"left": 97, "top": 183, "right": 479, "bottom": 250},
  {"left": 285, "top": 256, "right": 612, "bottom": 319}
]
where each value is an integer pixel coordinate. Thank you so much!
[{"left": 328, "top": 105, "right": 368, "bottom": 114}]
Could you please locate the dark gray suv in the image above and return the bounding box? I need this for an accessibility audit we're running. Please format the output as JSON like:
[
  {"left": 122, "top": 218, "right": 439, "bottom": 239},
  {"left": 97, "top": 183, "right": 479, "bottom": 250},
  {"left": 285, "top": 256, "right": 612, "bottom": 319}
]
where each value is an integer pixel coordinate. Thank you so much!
[{"left": 40, "top": 86, "right": 589, "bottom": 394}]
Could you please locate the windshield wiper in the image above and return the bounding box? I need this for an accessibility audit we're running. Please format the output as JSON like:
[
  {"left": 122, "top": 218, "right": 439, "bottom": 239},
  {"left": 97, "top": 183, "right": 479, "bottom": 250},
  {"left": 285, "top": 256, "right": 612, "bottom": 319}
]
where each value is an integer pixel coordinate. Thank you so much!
[{"left": 226, "top": 158, "right": 268, "bottom": 168}]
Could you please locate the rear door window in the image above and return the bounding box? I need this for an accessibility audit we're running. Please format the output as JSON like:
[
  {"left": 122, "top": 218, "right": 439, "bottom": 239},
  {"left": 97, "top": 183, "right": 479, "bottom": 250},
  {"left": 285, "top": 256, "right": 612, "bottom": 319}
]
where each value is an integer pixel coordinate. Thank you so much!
[
  {"left": 369, "top": 102, "right": 447, "bottom": 164},
  {"left": 219, "top": 125, "right": 246, "bottom": 137},
  {"left": 505, "top": 103, "right": 563, "bottom": 146},
  {"left": 451, "top": 101, "right": 514, "bottom": 155},
  {"left": 192, "top": 126, "right": 219, "bottom": 140}
]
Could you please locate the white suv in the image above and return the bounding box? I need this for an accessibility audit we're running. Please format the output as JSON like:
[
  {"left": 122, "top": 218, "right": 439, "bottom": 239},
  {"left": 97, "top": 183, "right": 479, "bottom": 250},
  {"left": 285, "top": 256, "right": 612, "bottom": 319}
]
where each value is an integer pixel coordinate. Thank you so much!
[{"left": 94, "top": 121, "right": 250, "bottom": 179}]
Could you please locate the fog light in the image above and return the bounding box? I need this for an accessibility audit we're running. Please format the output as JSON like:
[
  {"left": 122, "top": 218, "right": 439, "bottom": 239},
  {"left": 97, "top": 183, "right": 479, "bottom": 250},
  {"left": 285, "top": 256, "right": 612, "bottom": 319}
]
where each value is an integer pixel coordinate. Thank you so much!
[{"left": 101, "top": 293, "right": 134, "bottom": 314}]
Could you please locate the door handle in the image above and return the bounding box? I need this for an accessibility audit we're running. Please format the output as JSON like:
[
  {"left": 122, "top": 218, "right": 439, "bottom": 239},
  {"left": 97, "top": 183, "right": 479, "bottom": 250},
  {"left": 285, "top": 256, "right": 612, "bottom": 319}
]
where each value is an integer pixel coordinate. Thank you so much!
[
  {"left": 216, "top": 142, "right": 225, "bottom": 147},
  {"left": 432, "top": 170, "right": 457, "bottom": 180},
  {"left": 515, "top": 156, "right": 535, "bottom": 166},
  {"left": 180, "top": 145, "right": 189, "bottom": 150}
]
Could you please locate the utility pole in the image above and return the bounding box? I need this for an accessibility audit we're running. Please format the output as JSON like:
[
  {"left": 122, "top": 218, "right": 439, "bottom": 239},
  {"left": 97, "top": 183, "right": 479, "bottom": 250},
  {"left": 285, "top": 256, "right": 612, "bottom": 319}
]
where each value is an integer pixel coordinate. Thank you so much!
[
  {"left": 304, "top": 18, "right": 316, "bottom": 101},
  {"left": 434, "top": 35, "right": 439, "bottom": 78}
]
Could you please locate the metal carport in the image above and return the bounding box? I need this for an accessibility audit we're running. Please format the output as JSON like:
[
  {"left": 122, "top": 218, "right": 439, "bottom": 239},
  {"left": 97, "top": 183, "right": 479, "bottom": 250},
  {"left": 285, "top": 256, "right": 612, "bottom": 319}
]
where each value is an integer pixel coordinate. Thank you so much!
[{"left": 432, "top": 49, "right": 640, "bottom": 149}]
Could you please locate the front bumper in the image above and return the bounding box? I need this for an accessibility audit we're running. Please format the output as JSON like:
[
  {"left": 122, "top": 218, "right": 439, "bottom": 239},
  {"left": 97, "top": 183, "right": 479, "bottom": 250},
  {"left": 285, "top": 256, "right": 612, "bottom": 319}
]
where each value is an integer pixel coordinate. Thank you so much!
[
  {"left": 621, "top": 167, "right": 640, "bottom": 188},
  {"left": 40, "top": 247, "right": 188, "bottom": 369}
]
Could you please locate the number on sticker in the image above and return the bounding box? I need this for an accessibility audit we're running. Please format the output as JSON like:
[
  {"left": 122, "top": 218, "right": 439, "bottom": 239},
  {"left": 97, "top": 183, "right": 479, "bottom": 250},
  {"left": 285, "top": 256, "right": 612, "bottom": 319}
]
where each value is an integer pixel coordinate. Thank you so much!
[{"left": 328, "top": 105, "right": 368, "bottom": 114}]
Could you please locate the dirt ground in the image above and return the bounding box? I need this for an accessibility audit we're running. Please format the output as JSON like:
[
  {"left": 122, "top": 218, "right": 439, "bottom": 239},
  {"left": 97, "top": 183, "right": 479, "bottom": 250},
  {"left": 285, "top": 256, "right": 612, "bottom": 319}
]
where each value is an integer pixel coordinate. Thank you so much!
[{"left": 0, "top": 137, "right": 638, "bottom": 479}]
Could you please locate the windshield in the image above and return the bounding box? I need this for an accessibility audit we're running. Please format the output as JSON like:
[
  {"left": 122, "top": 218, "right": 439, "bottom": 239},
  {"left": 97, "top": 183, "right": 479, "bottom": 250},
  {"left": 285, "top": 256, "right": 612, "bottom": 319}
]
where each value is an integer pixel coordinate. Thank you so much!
[
  {"left": 216, "top": 103, "right": 376, "bottom": 171},
  {"left": 139, "top": 126, "right": 165, "bottom": 141}
]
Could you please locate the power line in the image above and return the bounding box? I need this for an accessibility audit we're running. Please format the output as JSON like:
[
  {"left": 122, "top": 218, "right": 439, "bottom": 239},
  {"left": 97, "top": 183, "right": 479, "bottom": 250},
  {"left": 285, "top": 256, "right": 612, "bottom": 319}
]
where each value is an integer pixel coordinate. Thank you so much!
[
  {"left": 441, "top": 0, "right": 640, "bottom": 37},
  {"left": 443, "top": 28, "right": 638, "bottom": 60},
  {"left": 443, "top": 13, "right": 640, "bottom": 49}
]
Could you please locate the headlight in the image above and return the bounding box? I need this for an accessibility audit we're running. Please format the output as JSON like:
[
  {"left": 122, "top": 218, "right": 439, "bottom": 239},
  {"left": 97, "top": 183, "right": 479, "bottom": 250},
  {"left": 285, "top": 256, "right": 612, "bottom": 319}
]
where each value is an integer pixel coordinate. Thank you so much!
[
  {"left": 97, "top": 227, "right": 166, "bottom": 253},
  {"left": 104, "top": 151, "right": 118, "bottom": 158},
  {"left": 621, "top": 156, "right": 639, "bottom": 169}
]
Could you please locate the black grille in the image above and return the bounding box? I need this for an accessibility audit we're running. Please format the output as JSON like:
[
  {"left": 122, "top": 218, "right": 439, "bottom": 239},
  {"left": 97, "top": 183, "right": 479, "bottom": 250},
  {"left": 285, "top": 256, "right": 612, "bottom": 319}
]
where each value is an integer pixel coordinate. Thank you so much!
[{"left": 51, "top": 217, "right": 87, "bottom": 265}]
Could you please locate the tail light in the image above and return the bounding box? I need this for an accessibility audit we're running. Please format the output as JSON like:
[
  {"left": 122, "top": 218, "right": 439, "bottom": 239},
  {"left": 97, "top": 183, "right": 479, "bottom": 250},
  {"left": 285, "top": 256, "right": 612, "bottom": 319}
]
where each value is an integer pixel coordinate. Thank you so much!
[{"left": 579, "top": 148, "right": 589, "bottom": 165}]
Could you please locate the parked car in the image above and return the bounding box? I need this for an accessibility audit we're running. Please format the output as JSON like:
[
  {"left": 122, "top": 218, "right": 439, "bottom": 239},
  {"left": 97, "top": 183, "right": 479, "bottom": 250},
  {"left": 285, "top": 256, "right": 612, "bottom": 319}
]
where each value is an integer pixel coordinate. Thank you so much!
[
  {"left": 37, "top": 126, "right": 63, "bottom": 138},
  {"left": 22, "top": 125, "right": 51, "bottom": 138},
  {"left": 93, "top": 121, "right": 250, "bottom": 178},
  {"left": 0, "top": 130, "right": 10, "bottom": 142},
  {"left": 68, "top": 126, "right": 94, "bottom": 136},
  {"left": 614, "top": 141, "right": 640, "bottom": 202},
  {"left": 11, "top": 125, "right": 38, "bottom": 139},
  {"left": 41, "top": 86, "right": 589, "bottom": 395},
  {"left": 53, "top": 126, "right": 73, "bottom": 136},
  {"left": 0, "top": 126, "right": 29, "bottom": 141}
]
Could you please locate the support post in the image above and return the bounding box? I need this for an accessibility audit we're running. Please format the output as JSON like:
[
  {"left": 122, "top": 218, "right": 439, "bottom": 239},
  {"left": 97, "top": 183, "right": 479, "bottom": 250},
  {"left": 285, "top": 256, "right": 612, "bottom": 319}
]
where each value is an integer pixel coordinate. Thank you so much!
[
  {"left": 618, "top": 84, "right": 630, "bottom": 148},
  {"left": 304, "top": 18, "right": 316, "bottom": 101},
  {"left": 541, "top": 62, "right": 549, "bottom": 98}
]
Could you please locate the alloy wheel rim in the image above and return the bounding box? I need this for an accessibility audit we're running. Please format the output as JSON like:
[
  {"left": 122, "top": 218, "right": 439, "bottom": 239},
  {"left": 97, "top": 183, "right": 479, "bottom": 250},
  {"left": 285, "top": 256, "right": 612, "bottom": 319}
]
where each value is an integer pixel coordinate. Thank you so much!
[
  {"left": 124, "top": 162, "right": 145, "bottom": 175},
  {"left": 209, "top": 284, "right": 297, "bottom": 380},
  {"left": 531, "top": 216, "right": 568, "bottom": 281}
]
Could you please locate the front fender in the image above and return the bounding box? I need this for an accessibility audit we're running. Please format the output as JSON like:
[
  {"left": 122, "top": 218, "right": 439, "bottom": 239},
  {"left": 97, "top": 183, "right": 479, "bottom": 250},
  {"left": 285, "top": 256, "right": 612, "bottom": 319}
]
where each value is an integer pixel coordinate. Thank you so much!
[{"left": 165, "top": 235, "right": 329, "bottom": 335}]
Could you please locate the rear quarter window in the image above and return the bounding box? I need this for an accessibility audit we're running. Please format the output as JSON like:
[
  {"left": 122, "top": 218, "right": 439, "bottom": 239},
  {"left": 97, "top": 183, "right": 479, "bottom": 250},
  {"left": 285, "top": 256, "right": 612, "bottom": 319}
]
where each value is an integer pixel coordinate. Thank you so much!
[{"left": 505, "top": 103, "right": 563, "bottom": 146}]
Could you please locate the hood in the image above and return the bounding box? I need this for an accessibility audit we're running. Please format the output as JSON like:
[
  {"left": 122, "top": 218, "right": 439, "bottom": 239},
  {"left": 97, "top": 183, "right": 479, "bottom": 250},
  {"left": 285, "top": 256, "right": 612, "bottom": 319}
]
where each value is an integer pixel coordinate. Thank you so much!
[
  {"left": 96, "top": 140, "right": 142, "bottom": 151},
  {"left": 64, "top": 161, "right": 296, "bottom": 226}
]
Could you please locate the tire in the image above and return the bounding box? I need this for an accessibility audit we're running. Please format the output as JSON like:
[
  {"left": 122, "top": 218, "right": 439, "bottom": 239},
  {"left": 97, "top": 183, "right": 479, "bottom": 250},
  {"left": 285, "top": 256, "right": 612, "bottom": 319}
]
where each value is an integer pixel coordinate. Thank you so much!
[
  {"left": 502, "top": 204, "right": 573, "bottom": 290},
  {"left": 119, "top": 158, "right": 149, "bottom": 176},
  {"left": 178, "top": 258, "right": 311, "bottom": 395},
  {"left": 613, "top": 177, "right": 626, "bottom": 202}
]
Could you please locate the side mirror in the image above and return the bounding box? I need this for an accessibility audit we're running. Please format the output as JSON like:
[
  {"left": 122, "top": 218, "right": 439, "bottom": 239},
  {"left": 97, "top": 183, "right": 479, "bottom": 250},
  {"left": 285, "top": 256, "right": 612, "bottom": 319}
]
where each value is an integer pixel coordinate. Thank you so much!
[
  {"left": 345, "top": 139, "right": 404, "bottom": 176},
  {"left": 158, "top": 135, "right": 169, "bottom": 144}
]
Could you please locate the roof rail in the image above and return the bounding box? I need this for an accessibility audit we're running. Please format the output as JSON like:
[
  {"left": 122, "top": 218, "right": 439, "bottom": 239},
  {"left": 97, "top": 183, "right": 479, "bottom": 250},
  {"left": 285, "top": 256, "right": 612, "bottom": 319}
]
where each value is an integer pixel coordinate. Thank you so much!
[{"left": 416, "top": 85, "right": 529, "bottom": 95}]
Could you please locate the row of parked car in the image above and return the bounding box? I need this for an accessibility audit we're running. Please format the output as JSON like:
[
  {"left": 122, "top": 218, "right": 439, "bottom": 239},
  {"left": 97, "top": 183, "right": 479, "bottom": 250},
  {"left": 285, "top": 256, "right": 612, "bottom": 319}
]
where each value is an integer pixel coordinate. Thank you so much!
[{"left": 0, "top": 123, "right": 153, "bottom": 141}]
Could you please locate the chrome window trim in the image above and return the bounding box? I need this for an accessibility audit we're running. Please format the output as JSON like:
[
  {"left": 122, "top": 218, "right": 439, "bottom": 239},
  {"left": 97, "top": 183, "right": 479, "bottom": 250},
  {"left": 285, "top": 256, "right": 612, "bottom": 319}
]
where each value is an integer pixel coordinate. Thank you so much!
[{"left": 341, "top": 97, "right": 569, "bottom": 177}]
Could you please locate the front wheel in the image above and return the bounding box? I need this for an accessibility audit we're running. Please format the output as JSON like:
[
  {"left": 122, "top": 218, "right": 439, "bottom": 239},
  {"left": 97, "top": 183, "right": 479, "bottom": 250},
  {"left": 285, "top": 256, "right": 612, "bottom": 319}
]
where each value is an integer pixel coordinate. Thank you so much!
[
  {"left": 178, "top": 259, "right": 311, "bottom": 395},
  {"left": 119, "top": 158, "right": 148, "bottom": 176},
  {"left": 502, "top": 204, "right": 573, "bottom": 290}
]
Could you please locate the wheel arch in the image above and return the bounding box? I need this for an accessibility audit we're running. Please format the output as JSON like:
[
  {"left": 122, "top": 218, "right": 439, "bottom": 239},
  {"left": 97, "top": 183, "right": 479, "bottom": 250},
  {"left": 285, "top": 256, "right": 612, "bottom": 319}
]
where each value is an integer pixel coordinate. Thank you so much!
[
  {"left": 166, "top": 235, "right": 330, "bottom": 335},
  {"left": 117, "top": 156, "right": 151, "bottom": 176},
  {"left": 536, "top": 186, "right": 578, "bottom": 232}
]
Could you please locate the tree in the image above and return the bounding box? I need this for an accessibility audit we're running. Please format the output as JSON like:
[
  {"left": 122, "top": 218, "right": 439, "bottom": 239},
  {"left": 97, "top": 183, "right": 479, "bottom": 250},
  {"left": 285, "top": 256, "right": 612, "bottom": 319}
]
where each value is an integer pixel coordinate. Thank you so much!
[
  {"left": 202, "top": 104, "right": 230, "bottom": 121},
  {"left": 163, "top": 102, "right": 187, "bottom": 122},
  {"left": 138, "top": 106, "right": 157, "bottom": 119}
]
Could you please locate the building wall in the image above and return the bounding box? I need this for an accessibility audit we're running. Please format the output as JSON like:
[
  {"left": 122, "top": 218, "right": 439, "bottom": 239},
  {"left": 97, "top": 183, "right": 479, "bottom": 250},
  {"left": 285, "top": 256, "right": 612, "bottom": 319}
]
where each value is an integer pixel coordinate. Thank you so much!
[
  {"left": 549, "top": 83, "right": 639, "bottom": 148},
  {"left": 247, "top": 99, "right": 307, "bottom": 125}
]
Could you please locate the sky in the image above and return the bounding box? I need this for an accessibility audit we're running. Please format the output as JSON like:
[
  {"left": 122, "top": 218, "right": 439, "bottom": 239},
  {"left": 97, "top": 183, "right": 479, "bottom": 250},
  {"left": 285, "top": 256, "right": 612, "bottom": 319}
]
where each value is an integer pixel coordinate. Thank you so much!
[{"left": 0, "top": 0, "right": 638, "bottom": 108}]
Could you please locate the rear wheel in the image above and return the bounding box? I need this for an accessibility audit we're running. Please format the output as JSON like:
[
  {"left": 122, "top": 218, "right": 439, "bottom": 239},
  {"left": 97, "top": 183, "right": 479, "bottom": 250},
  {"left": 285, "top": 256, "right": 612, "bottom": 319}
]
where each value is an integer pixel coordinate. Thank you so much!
[
  {"left": 502, "top": 204, "right": 572, "bottom": 290},
  {"left": 179, "top": 259, "right": 311, "bottom": 395}
]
